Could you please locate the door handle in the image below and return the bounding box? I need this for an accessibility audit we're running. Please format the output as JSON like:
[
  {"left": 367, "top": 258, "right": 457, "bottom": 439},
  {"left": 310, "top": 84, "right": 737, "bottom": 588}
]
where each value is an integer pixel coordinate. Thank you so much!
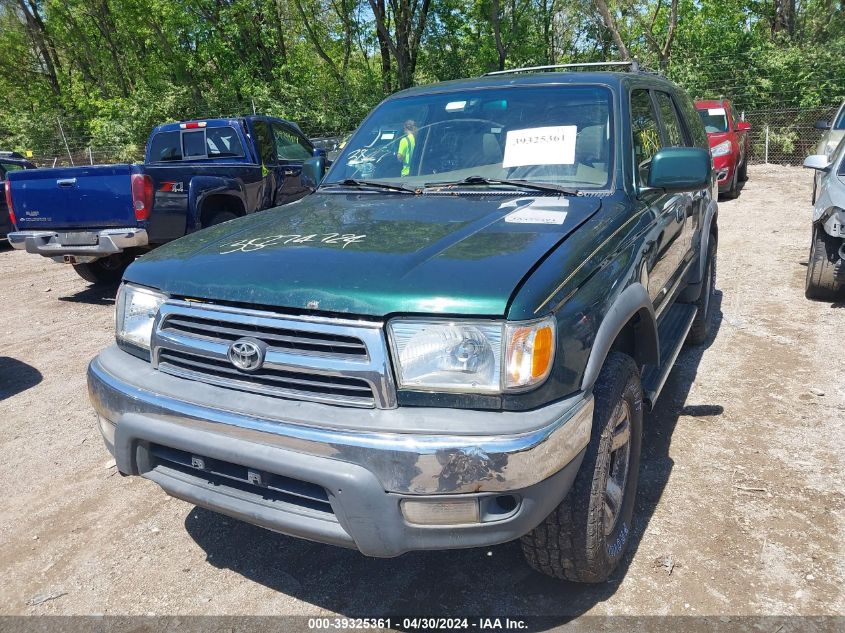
[
  {"left": 642, "top": 239, "right": 656, "bottom": 256},
  {"left": 57, "top": 178, "right": 77, "bottom": 187}
]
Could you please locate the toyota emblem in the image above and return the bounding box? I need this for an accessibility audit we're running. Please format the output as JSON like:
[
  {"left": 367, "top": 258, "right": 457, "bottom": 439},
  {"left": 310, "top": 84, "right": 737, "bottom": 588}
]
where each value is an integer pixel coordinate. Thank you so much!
[{"left": 227, "top": 338, "right": 266, "bottom": 372}]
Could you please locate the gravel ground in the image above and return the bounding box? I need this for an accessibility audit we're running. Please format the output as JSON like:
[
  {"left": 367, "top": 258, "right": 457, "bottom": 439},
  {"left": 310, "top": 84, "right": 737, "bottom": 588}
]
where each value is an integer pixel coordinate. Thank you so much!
[{"left": 0, "top": 165, "right": 843, "bottom": 622}]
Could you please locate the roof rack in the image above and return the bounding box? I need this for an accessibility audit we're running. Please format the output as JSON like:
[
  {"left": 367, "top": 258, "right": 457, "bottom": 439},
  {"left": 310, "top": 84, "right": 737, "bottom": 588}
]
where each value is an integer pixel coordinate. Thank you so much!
[{"left": 485, "top": 60, "right": 662, "bottom": 77}]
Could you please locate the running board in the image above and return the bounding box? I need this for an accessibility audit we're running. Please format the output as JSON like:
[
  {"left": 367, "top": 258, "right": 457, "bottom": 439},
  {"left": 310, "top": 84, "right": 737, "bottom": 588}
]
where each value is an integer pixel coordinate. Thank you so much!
[{"left": 641, "top": 303, "right": 698, "bottom": 410}]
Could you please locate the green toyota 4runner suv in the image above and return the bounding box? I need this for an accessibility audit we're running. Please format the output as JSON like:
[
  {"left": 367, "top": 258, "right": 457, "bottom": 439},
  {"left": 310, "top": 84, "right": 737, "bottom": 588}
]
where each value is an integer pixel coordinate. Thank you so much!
[{"left": 89, "top": 63, "right": 718, "bottom": 583}]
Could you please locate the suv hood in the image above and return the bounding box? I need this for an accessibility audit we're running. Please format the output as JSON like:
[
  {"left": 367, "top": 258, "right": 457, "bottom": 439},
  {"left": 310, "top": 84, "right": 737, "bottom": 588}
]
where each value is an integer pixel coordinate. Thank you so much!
[{"left": 126, "top": 192, "right": 601, "bottom": 317}]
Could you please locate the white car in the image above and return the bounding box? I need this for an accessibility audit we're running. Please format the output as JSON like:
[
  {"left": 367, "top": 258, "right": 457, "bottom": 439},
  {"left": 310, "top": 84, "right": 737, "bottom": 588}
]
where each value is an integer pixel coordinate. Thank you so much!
[{"left": 803, "top": 136, "right": 845, "bottom": 300}]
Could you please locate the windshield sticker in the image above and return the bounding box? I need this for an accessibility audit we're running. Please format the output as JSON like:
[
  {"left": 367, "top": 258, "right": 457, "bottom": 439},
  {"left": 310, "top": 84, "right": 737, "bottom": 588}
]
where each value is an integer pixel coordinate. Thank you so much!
[
  {"left": 221, "top": 233, "right": 367, "bottom": 254},
  {"left": 502, "top": 125, "right": 577, "bottom": 168},
  {"left": 380, "top": 132, "right": 395, "bottom": 140},
  {"left": 445, "top": 100, "right": 467, "bottom": 112},
  {"left": 708, "top": 108, "right": 726, "bottom": 116}
]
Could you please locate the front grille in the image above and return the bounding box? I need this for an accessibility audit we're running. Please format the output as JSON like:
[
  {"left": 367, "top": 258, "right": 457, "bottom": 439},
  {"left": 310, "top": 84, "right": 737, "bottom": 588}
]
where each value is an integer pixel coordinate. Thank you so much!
[
  {"left": 151, "top": 301, "right": 395, "bottom": 409},
  {"left": 148, "top": 444, "right": 334, "bottom": 515},
  {"left": 158, "top": 348, "right": 376, "bottom": 405},
  {"left": 161, "top": 313, "right": 368, "bottom": 357}
]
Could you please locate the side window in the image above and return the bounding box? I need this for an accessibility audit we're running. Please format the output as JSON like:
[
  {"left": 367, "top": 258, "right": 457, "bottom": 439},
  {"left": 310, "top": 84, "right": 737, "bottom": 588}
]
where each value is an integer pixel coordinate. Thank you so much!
[
  {"left": 273, "top": 125, "right": 312, "bottom": 161},
  {"left": 252, "top": 121, "right": 276, "bottom": 166},
  {"left": 630, "top": 89, "right": 661, "bottom": 186},
  {"left": 1, "top": 162, "right": 23, "bottom": 175},
  {"left": 655, "top": 92, "right": 686, "bottom": 147}
]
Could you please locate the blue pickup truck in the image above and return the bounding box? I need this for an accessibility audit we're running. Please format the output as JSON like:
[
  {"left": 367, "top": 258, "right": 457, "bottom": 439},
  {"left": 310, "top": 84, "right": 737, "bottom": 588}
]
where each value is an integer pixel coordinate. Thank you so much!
[{"left": 7, "top": 116, "right": 321, "bottom": 284}]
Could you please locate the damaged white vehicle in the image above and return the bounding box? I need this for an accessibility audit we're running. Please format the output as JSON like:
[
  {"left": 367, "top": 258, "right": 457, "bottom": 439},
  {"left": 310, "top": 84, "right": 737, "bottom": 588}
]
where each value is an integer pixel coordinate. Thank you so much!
[{"left": 804, "top": 137, "right": 845, "bottom": 300}]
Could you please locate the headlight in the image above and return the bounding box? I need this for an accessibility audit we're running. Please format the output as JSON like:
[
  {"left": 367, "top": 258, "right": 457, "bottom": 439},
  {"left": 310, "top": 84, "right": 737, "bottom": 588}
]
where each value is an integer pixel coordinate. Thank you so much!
[
  {"left": 711, "top": 140, "right": 732, "bottom": 157},
  {"left": 116, "top": 283, "right": 166, "bottom": 351},
  {"left": 387, "top": 316, "right": 555, "bottom": 393}
]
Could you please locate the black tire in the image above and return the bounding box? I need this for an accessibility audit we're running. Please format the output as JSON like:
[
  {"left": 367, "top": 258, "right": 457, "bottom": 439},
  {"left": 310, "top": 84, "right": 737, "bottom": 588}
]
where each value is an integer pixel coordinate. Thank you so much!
[
  {"left": 805, "top": 226, "right": 843, "bottom": 301},
  {"left": 687, "top": 237, "right": 717, "bottom": 345},
  {"left": 723, "top": 168, "right": 739, "bottom": 199},
  {"left": 521, "top": 352, "right": 643, "bottom": 583},
  {"left": 72, "top": 253, "right": 133, "bottom": 285},
  {"left": 205, "top": 210, "right": 238, "bottom": 227},
  {"left": 738, "top": 157, "right": 748, "bottom": 182}
]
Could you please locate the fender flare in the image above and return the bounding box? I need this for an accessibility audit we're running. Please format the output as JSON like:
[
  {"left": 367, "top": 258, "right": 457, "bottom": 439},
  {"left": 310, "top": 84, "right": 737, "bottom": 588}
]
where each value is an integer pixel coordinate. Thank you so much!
[
  {"left": 697, "top": 199, "right": 719, "bottom": 282},
  {"left": 580, "top": 282, "right": 658, "bottom": 393},
  {"left": 187, "top": 177, "right": 247, "bottom": 231}
]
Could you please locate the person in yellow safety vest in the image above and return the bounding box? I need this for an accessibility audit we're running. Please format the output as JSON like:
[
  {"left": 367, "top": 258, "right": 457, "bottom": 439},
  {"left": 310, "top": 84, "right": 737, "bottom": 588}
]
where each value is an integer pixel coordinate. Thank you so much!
[{"left": 397, "top": 120, "right": 416, "bottom": 177}]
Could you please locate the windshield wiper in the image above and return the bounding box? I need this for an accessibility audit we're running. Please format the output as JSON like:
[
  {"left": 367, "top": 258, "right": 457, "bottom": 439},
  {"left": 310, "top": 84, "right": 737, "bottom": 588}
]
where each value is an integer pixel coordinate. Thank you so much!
[
  {"left": 425, "top": 175, "right": 579, "bottom": 195},
  {"left": 322, "top": 178, "right": 419, "bottom": 194}
]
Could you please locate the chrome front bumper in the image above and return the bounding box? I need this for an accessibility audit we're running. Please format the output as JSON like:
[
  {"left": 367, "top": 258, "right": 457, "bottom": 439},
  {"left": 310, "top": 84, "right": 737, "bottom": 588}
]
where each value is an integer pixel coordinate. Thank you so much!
[
  {"left": 8, "top": 227, "right": 148, "bottom": 259},
  {"left": 88, "top": 346, "right": 593, "bottom": 555}
]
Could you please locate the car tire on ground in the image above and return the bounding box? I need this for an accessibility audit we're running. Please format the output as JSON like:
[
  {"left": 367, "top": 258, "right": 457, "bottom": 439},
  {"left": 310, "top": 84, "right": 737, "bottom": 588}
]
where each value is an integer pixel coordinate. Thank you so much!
[
  {"left": 738, "top": 157, "right": 748, "bottom": 182},
  {"left": 805, "top": 225, "right": 843, "bottom": 301},
  {"left": 723, "top": 168, "right": 739, "bottom": 199},
  {"left": 72, "top": 252, "right": 134, "bottom": 285},
  {"left": 521, "top": 351, "right": 643, "bottom": 583},
  {"left": 687, "top": 237, "right": 717, "bottom": 345},
  {"left": 206, "top": 210, "right": 239, "bottom": 227}
]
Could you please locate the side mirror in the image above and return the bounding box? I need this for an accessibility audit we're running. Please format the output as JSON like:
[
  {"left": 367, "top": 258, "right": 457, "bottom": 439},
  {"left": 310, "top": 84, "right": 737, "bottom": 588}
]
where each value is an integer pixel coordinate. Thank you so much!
[
  {"left": 736, "top": 121, "right": 751, "bottom": 132},
  {"left": 803, "top": 154, "right": 829, "bottom": 171},
  {"left": 646, "top": 147, "right": 711, "bottom": 193},
  {"left": 312, "top": 147, "right": 327, "bottom": 159},
  {"left": 302, "top": 156, "right": 326, "bottom": 188},
  {"left": 815, "top": 120, "right": 831, "bottom": 130}
]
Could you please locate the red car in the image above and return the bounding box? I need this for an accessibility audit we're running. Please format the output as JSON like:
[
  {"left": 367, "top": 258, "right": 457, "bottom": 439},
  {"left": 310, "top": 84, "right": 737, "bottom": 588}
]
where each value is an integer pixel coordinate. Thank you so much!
[{"left": 695, "top": 99, "right": 750, "bottom": 198}]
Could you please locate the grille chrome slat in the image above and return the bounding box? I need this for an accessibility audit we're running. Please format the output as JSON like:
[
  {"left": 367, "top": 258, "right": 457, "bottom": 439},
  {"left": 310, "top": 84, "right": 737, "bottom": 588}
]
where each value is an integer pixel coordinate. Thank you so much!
[
  {"left": 160, "top": 350, "right": 374, "bottom": 394},
  {"left": 151, "top": 301, "right": 397, "bottom": 409},
  {"left": 163, "top": 316, "right": 368, "bottom": 355}
]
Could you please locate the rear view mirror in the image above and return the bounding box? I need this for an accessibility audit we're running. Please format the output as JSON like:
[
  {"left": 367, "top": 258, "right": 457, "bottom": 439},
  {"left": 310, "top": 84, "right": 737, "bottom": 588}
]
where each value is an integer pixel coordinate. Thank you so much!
[
  {"left": 302, "top": 156, "right": 326, "bottom": 188},
  {"left": 646, "top": 147, "right": 711, "bottom": 193},
  {"left": 815, "top": 120, "right": 831, "bottom": 130},
  {"left": 736, "top": 121, "right": 751, "bottom": 132},
  {"left": 803, "top": 154, "right": 829, "bottom": 171}
]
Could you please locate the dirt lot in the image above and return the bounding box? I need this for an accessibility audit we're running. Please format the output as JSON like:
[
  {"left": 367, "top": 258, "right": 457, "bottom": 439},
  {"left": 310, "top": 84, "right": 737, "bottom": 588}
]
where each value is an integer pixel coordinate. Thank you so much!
[{"left": 0, "top": 164, "right": 843, "bottom": 622}]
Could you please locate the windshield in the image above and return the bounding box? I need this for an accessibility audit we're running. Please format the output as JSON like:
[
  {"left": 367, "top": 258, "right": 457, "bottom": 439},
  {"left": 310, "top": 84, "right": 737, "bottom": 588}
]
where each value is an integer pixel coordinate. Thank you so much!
[
  {"left": 697, "top": 107, "right": 729, "bottom": 133},
  {"left": 324, "top": 85, "right": 613, "bottom": 190}
]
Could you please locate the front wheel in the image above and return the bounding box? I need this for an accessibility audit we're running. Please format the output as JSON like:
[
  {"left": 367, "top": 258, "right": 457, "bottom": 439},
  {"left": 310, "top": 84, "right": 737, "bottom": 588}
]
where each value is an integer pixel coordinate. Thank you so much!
[
  {"left": 72, "top": 252, "right": 133, "bottom": 285},
  {"left": 737, "top": 157, "right": 748, "bottom": 182},
  {"left": 805, "top": 226, "right": 843, "bottom": 301},
  {"left": 521, "top": 352, "right": 643, "bottom": 583}
]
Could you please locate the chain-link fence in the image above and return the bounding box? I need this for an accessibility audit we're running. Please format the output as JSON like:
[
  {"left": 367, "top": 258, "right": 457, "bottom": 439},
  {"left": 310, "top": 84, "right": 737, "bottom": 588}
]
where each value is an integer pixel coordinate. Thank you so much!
[
  {"left": 7, "top": 105, "right": 842, "bottom": 169},
  {"left": 743, "top": 106, "right": 838, "bottom": 165}
]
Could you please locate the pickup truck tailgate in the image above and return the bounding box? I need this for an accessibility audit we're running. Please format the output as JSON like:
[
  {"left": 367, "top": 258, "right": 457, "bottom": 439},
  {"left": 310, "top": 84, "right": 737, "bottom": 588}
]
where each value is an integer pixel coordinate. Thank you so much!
[{"left": 9, "top": 165, "right": 136, "bottom": 230}]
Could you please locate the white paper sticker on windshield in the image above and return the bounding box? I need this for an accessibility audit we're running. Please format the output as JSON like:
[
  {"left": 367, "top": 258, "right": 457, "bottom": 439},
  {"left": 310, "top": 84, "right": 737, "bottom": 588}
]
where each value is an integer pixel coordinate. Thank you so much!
[
  {"left": 380, "top": 132, "right": 395, "bottom": 140},
  {"left": 445, "top": 100, "right": 467, "bottom": 112},
  {"left": 707, "top": 108, "right": 726, "bottom": 116},
  {"left": 502, "top": 126, "right": 577, "bottom": 168}
]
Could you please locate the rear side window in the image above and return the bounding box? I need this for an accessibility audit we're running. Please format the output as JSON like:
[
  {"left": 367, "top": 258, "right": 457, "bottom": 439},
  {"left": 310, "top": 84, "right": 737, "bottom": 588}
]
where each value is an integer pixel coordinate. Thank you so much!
[
  {"left": 273, "top": 125, "right": 311, "bottom": 161},
  {"left": 630, "top": 89, "right": 661, "bottom": 186},
  {"left": 655, "top": 92, "right": 687, "bottom": 147},
  {"left": 149, "top": 131, "right": 182, "bottom": 162}
]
